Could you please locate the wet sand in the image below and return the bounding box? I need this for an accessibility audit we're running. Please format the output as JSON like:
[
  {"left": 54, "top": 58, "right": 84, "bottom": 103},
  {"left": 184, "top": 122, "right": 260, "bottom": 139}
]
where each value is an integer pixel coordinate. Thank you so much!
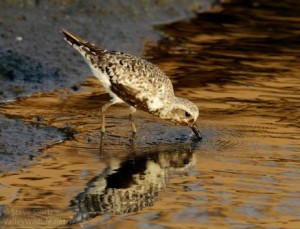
[{"left": 1, "top": 0, "right": 300, "bottom": 228}]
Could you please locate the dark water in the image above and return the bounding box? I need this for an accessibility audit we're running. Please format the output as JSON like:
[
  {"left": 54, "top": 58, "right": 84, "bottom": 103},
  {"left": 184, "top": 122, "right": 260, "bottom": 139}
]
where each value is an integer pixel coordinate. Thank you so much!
[{"left": 0, "top": 0, "right": 300, "bottom": 228}]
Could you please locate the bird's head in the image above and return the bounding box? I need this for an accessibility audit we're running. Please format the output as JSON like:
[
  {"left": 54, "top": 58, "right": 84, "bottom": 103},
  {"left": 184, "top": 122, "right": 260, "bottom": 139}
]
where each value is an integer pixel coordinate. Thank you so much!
[{"left": 169, "top": 97, "right": 202, "bottom": 140}]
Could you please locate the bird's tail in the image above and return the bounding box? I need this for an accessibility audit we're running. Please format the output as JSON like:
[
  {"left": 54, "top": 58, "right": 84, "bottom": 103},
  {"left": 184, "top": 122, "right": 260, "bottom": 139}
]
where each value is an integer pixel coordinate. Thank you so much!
[
  {"left": 61, "top": 29, "right": 86, "bottom": 47},
  {"left": 61, "top": 29, "right": 105, "bottom": 56}
]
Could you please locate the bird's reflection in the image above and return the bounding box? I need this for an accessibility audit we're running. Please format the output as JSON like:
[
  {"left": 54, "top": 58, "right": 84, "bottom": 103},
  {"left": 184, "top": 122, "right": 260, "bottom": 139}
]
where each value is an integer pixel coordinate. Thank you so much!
[{"left": 69, "top": 140, "right": 197, "bottom": 224}]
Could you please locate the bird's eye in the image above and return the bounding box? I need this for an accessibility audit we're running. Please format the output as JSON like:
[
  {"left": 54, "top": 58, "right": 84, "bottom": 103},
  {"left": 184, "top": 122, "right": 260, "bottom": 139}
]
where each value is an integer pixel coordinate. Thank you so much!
[{"left": 185, "top": 111, "right": 191, "bottom": 118}]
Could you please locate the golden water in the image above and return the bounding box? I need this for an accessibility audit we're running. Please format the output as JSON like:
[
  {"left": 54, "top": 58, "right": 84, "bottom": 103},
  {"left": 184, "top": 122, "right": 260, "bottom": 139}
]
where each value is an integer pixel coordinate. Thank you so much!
[{"left": 0, "top": 1, "right": 300, "bottom": 228}]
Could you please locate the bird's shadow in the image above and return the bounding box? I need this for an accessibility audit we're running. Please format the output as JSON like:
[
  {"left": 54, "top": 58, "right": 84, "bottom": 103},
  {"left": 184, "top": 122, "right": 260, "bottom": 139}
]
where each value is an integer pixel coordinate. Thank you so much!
[{"left": 98, "top": 125, "right": 201, "bottom": 156}]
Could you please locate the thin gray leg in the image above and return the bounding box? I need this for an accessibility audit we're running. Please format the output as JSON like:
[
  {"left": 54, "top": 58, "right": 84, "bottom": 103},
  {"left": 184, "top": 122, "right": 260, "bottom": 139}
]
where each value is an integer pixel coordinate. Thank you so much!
[
  {"left": 99, "top": 132, "right": 105, "bottom": 157},
  {"left": 101, "top": 101, "right": 115, "bottom": 133},
  {"left": 129, "top": 106, "right": 137, "bottom": 134}
]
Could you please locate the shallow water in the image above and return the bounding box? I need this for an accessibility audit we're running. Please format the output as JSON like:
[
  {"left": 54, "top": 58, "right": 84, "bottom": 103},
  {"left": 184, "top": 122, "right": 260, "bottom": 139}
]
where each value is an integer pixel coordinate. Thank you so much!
[{"left": 1, "top": 0, "right": 300, "bottom": 228}]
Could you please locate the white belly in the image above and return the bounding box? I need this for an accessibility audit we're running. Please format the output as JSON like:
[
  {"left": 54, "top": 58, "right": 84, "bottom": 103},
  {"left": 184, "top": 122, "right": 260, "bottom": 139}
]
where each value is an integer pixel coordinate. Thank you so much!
[{"left": 91, "top": 66, "right": 124, "bottom": 104}]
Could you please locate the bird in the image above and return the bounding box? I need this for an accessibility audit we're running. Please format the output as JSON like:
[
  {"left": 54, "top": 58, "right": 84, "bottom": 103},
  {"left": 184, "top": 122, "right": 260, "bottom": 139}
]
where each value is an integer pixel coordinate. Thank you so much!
[{"left": 61, "top": 29, "right": 202, "bottom": 140}]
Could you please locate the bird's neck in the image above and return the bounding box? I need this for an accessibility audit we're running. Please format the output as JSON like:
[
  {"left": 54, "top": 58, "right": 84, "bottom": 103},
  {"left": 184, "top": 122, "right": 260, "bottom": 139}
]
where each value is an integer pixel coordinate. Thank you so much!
[{"left": 155, "top": 97, "right": 181, "bottom": 120}]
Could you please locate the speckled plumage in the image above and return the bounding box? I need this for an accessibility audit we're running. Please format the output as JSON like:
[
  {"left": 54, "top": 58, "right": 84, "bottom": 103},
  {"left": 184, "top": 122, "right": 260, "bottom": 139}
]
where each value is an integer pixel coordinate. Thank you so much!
[{"left": 62, "top": 29, "right": 202, "bottom": 139}]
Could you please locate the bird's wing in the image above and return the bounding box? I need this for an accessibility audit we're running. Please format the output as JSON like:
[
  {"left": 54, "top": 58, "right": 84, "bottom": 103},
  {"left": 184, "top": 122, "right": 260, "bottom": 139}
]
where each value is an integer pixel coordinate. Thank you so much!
[
  {"left": 62, "top": 29, "right": 175, "bottom": 112},
  {"left": 104, "top": 54, "right": 174, "bottom": 112}
]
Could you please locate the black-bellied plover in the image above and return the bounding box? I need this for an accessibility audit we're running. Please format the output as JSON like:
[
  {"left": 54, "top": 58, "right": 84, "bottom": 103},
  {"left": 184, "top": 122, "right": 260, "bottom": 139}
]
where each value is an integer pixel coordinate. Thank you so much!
[{"left": 62, "top": 29, "right": 202, "bottom": 140}]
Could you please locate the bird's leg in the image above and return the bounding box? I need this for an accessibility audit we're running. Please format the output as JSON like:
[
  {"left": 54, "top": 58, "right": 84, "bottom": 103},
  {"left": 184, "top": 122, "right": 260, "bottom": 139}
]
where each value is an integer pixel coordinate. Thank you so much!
[
  {"left": 129, "top": 106, "right": 137, "bottom": 135},
  {"left": 101, "top": 101, "right": 115, "bottom": 133},
  {"left": 99, "top": 132, "right": 105, "bottom": 157}
]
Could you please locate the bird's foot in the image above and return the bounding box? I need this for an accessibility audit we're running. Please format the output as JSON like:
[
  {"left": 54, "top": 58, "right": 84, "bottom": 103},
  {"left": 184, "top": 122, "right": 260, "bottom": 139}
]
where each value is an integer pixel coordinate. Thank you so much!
[{"left": 129, "top": 131, "right": 137, "bottom": 142}]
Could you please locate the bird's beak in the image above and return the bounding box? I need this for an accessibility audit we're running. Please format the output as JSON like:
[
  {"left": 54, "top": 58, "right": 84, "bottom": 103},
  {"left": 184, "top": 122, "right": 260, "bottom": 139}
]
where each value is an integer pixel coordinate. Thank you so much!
[{"left": 190, "top": 124, "right": 202, "bottom": 140}]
